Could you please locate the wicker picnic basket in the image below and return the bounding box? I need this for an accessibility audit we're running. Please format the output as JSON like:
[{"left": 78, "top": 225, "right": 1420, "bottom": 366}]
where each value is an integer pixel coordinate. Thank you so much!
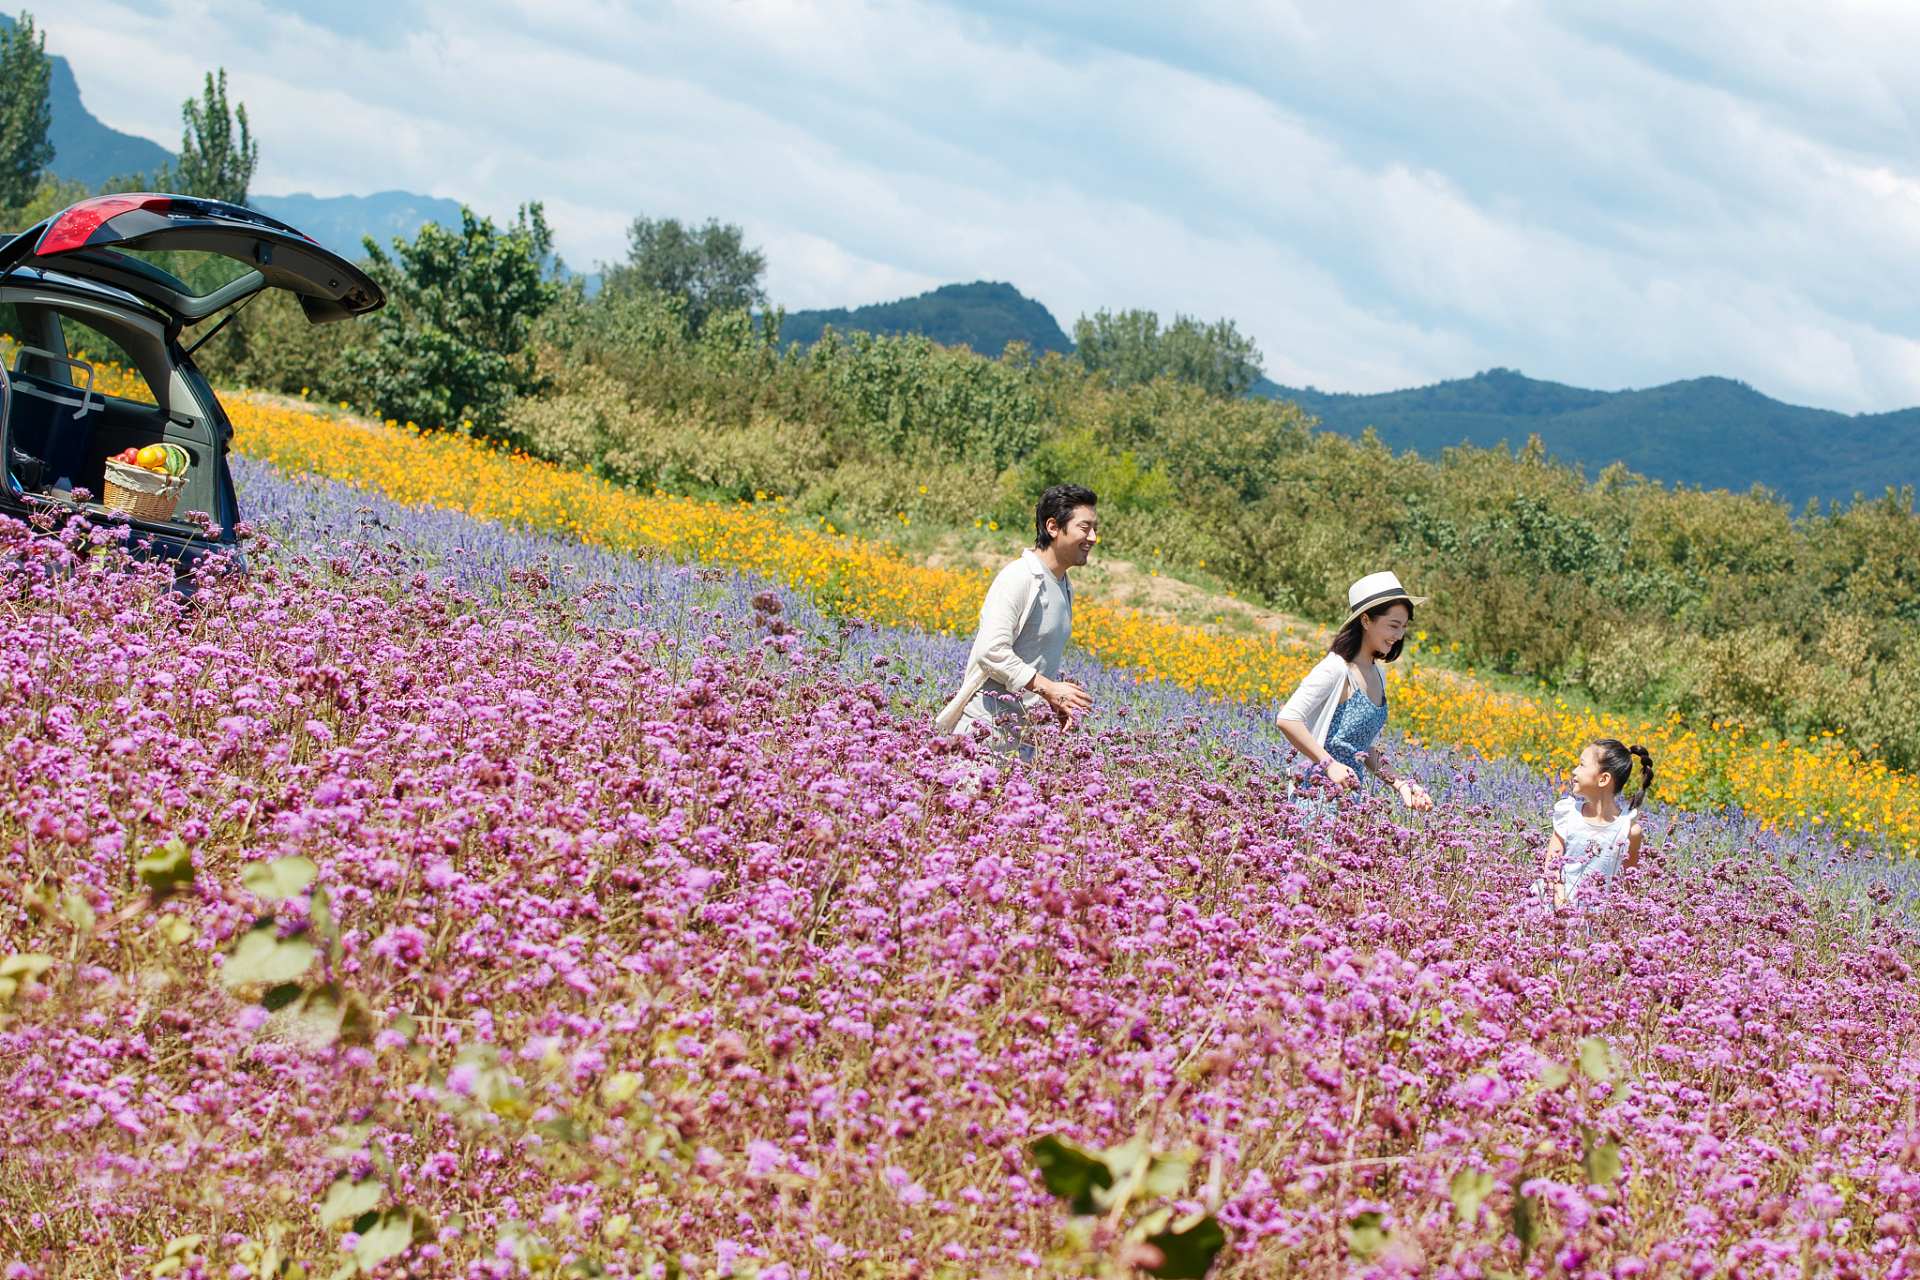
[{"left": 102, "top": 459, "right": 188, "bottom": 521}]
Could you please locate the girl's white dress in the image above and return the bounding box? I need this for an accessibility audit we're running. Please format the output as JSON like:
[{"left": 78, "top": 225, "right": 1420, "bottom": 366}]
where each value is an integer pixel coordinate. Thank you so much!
[{"left": 1552, "top": 796, "right": 1635, "bottom": 899}]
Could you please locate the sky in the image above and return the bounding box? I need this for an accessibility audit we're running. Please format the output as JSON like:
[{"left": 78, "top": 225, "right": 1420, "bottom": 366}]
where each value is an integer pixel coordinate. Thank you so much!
[{"left": 39, "top": 0, "right": 1920, "bottom": 412}]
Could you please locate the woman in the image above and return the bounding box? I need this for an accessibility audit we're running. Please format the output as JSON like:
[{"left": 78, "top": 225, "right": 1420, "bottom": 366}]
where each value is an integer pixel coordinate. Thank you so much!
[{"left": 1276, "top": 571, "right": 1434, "bottom": 811}]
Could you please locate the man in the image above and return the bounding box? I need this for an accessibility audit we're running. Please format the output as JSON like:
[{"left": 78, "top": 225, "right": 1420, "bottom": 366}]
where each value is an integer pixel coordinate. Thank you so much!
[{"left": 936, "top": 483, "right": 1098, "bottom": 753}]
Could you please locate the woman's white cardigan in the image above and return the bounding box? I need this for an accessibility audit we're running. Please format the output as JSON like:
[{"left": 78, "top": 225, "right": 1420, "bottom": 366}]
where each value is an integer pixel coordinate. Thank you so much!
[
  {"left": 936, "top": 549, "right": 1056, "bottom": 732},
  {"left": 1276, "top": 651, "right": 1355, "bottom": 751}
]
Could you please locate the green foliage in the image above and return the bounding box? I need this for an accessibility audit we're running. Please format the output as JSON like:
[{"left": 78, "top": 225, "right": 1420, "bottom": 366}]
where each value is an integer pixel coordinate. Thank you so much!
[
  {"left": 807, "top": 328, "right": 1044, "bottom": 470},
  {"left": 0, "top": 173, "right": 85, "bottom": 231},
  {"left": 1028, "top": 1134, "right": 1226, "bottom": 1277},
  {"left": 601, "top": 215, "right": 766, "bottom": 333},
  {"left": 187, "top": 287, "right": 370, "bottom": 398},
  {"left": 172, "top": 70, "right": 257, "bottom": 204},
  {"left": 0, "top": 12, "right": 53, "bottom": 212},
  {"left": 106, "top": 69, "right": 257, "bottom": 204},
  {"left": 349, "top": 204, "right": 560, "bottom": 434},
  {"left": 1073, "top": 308, "right": 1263, "bottom": 398}
]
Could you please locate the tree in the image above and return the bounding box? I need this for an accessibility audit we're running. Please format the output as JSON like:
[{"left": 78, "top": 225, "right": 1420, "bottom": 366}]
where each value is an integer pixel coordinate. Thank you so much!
[
  {"left": 105, "top": 69, "right": 258, "bottom": 204},
  {"left": 0, "top": 12, "right": 53, "bottom": 212},
  {"left": 346, "top": 204, "right": 561, "bottom": 435},
  {"left": 1072, "top": 308, "right": 1264, "bottom": 399},
  {"left": 172, "top": 70, "right": 258, "bottom": 204},
  {"left": 602, "top": 215, "right": 766, "bottom": 332}
]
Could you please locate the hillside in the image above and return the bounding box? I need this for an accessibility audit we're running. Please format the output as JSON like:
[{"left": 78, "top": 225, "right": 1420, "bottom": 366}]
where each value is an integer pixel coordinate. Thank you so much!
[
  {"left": 777, "top": 280, "right": 1072, "bottom": 356},
  {"left": 0, "top": 12, "right": 172, "bottom": 186},
  {"left": 1268, "top": 366, "right": 1920, "bottom": 505},
  {"left": 249, "top": 190, "right": 467, "bottom": 255},
  {"left": 5, "top": 17, "right": 460, "bottom": 256}
]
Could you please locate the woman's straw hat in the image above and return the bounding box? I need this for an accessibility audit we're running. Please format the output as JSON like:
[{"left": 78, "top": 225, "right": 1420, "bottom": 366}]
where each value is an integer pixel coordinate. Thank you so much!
[{"left": 1340, "top": 571, "right": 1427, "bottom": 629}]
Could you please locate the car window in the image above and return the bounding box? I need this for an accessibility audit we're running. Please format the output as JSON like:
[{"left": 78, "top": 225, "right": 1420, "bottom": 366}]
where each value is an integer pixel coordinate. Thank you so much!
[
  {"left": 56, "top": 315, "right": 156, "bottom": 405},
  {"left": 76, "top": 247, "right": 258, "bottom": 302}
]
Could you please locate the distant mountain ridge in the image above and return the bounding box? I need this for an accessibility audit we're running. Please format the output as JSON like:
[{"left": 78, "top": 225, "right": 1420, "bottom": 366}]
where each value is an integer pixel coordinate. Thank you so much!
[
  {"left": 777, "top": 281, "right": 1072, "bottom": 357},
  {"left": 249, "top": 191, "right": 468, "bottom": 256},
  {"left": 3, "top": 16, "right": 459, "bottom": 259},
  {"left": 0, "top": 12, "right": 173, "bottom": 187},
  {"left": 1268, "top": 367, "right": 1920, "bottom": 506}
]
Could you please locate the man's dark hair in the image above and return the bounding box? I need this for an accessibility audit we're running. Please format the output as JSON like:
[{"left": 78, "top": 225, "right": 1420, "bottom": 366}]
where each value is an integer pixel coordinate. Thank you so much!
[{"left": 1035, "top": 484, "right": 1098, "bottom": 548}]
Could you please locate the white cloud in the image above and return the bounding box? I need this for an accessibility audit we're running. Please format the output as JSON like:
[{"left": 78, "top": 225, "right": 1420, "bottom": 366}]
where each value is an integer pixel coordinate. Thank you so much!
[{"left": 37, "top": 0, "right": 1920, "bottom": 411}]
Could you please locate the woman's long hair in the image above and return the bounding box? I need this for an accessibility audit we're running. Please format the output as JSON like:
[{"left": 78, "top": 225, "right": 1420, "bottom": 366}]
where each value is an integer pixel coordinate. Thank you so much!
[{"left": 1330, "top": 601, "right": 1412, "bottom": 664}]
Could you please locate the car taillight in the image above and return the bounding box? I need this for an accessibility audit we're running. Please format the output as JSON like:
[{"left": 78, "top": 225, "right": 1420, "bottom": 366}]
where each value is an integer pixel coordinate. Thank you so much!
[{"left": 36, "top": 195, "right": 175, "bottom": 255}]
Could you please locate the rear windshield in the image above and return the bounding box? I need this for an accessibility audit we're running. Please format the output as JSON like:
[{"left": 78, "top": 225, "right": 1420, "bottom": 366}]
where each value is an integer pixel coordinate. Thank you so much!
[{"left": 71, "top": 247, "right": 257, "bottom": 300}]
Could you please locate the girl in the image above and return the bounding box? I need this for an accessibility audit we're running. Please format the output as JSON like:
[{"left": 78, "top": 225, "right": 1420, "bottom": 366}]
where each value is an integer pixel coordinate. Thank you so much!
[
  {"left": 1277, "top": 571, "right": 1434, "bottom": 811},
  {"left": 1543, "top": 738, "right": 1653, "bottom": 905}
]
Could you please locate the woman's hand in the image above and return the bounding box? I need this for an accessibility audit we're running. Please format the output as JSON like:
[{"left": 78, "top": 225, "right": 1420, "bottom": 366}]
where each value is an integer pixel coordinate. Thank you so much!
[
  {"left": 1393, "top": 778, "right": 1434, "bottom": 812},
  {"left": 1324, "top": 760, "right": 1359, "bottom": 790}
]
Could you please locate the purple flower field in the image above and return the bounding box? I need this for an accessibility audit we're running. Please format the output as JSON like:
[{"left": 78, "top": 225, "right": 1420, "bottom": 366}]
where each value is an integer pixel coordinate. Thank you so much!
[{"left": 0, "top": 458, "right": 1916, "bottom": 1279}]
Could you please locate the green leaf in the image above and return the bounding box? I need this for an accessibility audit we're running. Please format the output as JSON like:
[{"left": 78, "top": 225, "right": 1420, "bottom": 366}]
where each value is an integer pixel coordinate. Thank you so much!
[
  {"left": 535, "top": 1115, "right": 589, "bottom": 1144},
  {"left": 1343, "top": 1211, "right": 1388, "bottom": 1262},
  {"left": 351, "top": 1208, "right": 429, "bottom": 1270},
  {"left": 558, "top": 1260, "right": 608, "bottom": 1279},
  {"left": 1449, "top": 1168, "right": 1497, "bottom": 1225},
  {"left": 1537, "top": 1060, "right": 1570, "bottom": 1090},
  {"left": 1142, "top": 1213, "right": 1227, "bottom": 1279},
  {"left": 1577, "top": 1037, "right": 1614, "bottom": 1083},
  {"left": 262, "top": 982, "right": 303, "bottom": 1012},
  {"left": 0, "top": 953, "right": 54, "bottom": 981},
  {"left": 136, "top": 838, "right": 196, "bottom": 900},
  {"left": 1581, "top": 1127, "right": 1623, "bottom": 1186},
  {"left": 1512, "top": 1190, "right": 1540, "bottom": 1262},
  {"left": 317, "top": 1177, "right": 382, "bottom": 1229},
  {"left": 1101, "top": 1136, "right": 1150, "bottom": 1180},
  {"left": 1030, "top": 1135, "right": 1114, "bottom": 1216},
  {"left": 1140, "top": 1153, "right": 1194, "bottom": 1198},
  {"left": 62, "top": 891, "right": 96, "bottom": 932},
  {"left": 241, "top": 856, "right": 318, "bottom": 902},
  {"left": 310, "top": 887, "right": 340, "bottom": 945},
  {"left": 221, "top": 921, "right": 315, "bottom": 988}
]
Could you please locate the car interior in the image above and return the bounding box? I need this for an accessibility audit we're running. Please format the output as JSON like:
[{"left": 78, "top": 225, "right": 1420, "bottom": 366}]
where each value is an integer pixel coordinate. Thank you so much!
[{"left": 0, "top": 288, "right": 221, "bottom": 528}]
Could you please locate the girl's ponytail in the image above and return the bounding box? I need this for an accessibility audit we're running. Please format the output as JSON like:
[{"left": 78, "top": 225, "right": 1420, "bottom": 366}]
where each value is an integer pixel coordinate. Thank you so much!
[
  {"left": 1590, "top": 738, "right": 1654, "bottom": 806},
  {"left": 1626, "top": 744, "right": 1655, "bottom": 805}
]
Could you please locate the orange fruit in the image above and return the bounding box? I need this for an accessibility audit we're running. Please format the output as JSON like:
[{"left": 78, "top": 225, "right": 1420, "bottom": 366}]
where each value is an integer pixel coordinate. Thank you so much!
[{"left": 136, "top": 445, "right": 167, "bottom": 471}]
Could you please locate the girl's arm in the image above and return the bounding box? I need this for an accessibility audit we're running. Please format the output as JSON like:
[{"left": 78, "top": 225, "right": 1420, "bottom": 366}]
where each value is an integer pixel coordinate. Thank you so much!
[
  {"left": 1278, "top": 658, "right": 1357, "bottom": 787},
  {"left": 1367, "top": 748, "right": 1434, "bottom": 811},
  {"left": 1624, "top": 820, "right": 1644, "bottom": 872},
  {"left": 1545, "top": 831, "right": 1568, "bottom": 907}
]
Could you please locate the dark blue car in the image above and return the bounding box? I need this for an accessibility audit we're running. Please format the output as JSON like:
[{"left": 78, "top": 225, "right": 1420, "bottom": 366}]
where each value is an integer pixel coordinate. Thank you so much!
[{"left": 0, "top": 193, "right": 384, "bottom": 565}]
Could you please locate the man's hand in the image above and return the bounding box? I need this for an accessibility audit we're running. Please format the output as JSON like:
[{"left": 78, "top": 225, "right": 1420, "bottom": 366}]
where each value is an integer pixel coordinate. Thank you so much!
[{"left": 1032, "top": 675, "right": 1093, "bottom": 724}]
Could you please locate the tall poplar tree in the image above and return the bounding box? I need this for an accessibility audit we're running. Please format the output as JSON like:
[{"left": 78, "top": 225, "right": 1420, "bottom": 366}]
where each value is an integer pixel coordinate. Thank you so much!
[
  {"left": 171, "top": 69, "right": 258, "bottom": 205},
  {"left": 0, "top": 12, "right": 53, "bottom": 211}
]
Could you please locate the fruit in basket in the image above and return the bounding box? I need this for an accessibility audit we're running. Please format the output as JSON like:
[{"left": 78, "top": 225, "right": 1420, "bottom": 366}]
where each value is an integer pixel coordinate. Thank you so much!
[
  {"left": 158, "top": 443, "right": 189, "bottom": 476},
  {"left": 114, "top": 447, "right": 140, "bottom": 465},
  {"left": 136, "top": 445, "right": 168, "bottom": 471}
]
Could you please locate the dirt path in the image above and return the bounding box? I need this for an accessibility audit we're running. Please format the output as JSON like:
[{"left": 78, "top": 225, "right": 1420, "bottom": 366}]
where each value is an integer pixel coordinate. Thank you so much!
[{"left": 921, "top": 530, "right": 1329, "bottom": 647}]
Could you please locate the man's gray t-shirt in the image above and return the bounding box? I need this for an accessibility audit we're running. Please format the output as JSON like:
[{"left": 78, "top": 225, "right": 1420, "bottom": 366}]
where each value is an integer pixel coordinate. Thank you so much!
[{"left": 961, "top": 568, "right": 1073, "bottom": 728}]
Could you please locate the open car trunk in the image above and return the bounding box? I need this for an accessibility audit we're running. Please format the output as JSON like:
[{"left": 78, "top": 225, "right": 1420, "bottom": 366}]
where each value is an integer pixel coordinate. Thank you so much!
[
  {"left": 1, "top": 286, "right": 234, "bottom": 546},
  {"left": 0, "top": 194, "right": 384, "bottom": 325}
]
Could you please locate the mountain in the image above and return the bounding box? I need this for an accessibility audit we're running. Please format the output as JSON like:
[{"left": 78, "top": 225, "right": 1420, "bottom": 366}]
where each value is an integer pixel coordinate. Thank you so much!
[
  {"left": 249, "top": 191, "right": 467, "bottom": 257},
  {"left": 1265, "top": 367, "right": 1920, "bottom": 506},
  {"left": 777, "top": 281, "right": 1072, "bottom": 357},
  {"left": 0, "top": 12, "right": 174, "bottom": 187}
]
